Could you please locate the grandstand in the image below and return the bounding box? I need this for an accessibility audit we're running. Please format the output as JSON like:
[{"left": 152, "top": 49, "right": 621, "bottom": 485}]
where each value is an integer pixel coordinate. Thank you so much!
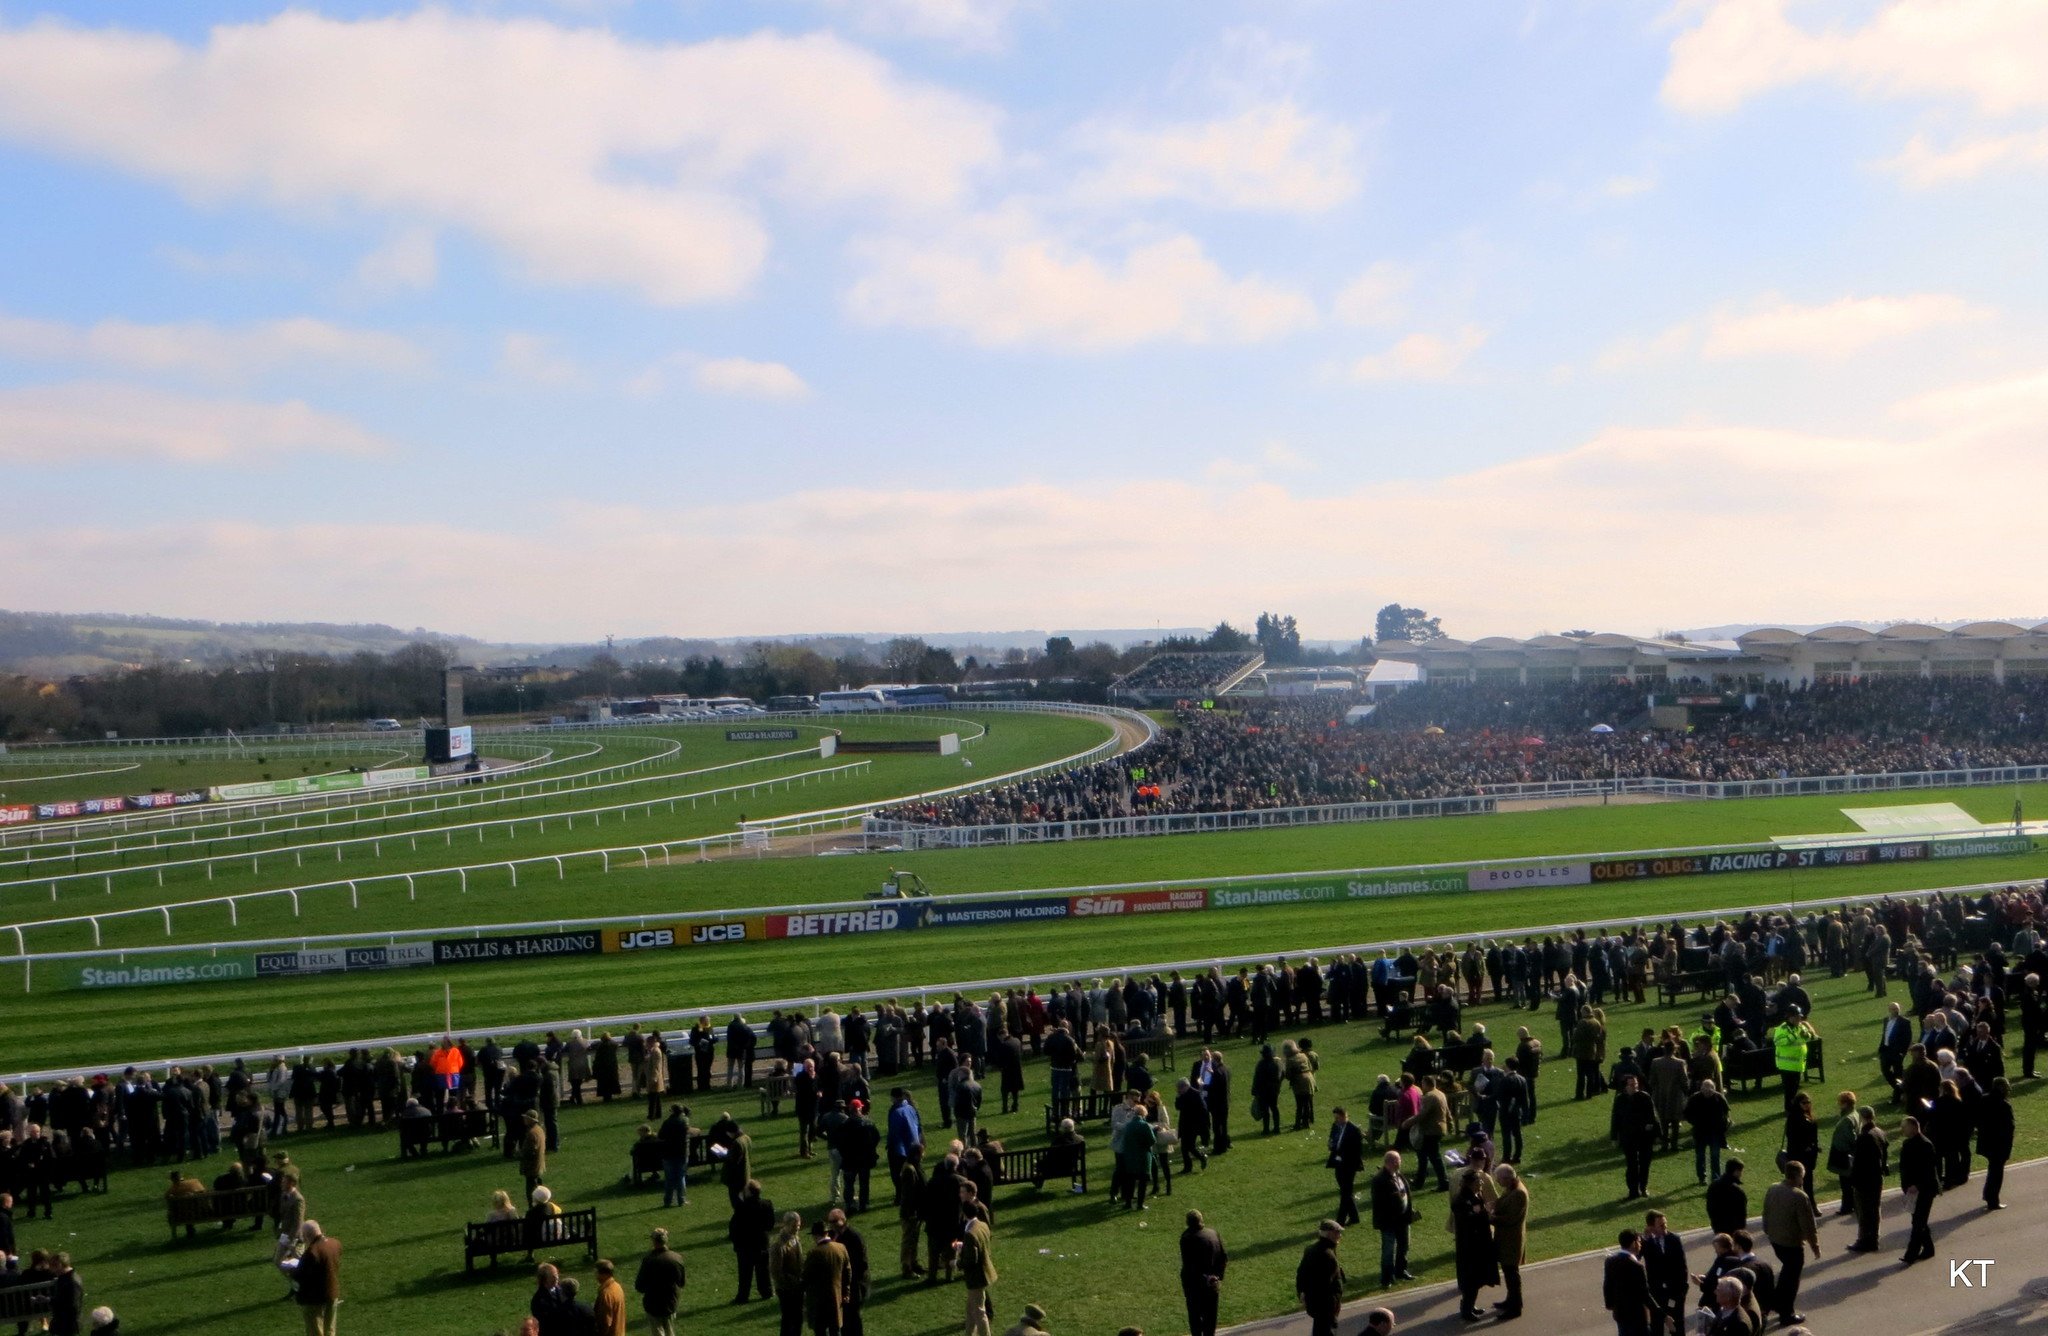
[
  {"left": 1109, "top": 649, "right": 1263, "bottom": 704},
  {"left": 882, "top": 674, "right": 2048, "bottom": 829},
  {"left": 1377, "top": 622, "right": 2048, "bottom": 686}
]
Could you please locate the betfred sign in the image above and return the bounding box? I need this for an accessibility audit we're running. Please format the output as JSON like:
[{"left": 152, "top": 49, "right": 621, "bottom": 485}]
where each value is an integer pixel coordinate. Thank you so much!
[{"left": 772, "top": 906, "right": 914, "bottom": 937}]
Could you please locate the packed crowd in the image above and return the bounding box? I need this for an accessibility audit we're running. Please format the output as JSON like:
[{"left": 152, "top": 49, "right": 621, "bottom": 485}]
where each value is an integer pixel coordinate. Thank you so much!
[
  {"left": 4, "top": 881, "right": 2044, "bottom": 1335},
  {"left": 882, "top": 677, "right": 2048, "bottom": 825},
  {"left": 1110, "top": 652, "right": 1261, "bottom": 698}
]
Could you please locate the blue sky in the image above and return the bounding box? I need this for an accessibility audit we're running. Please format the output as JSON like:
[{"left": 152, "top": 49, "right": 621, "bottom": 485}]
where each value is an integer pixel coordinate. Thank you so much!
[{"left": 2, "top": 0, "right": 2045, "bottom": 642}]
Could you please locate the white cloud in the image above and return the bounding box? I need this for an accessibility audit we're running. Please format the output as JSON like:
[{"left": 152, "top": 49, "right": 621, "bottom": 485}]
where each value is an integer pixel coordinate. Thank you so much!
[
  {"left": 1892, "top": 367, "right": 2048, "bottom": 438},
  {"left": 1074, "top": 103, "right": 1360, "bottom": 214},
  {"left": 627, "top": 352, "right": 812, "bottom": 399},
  {"left": 14, "top": 364, "right": 2048, "bottom": 637},
  {"left": 693, "top": 357, "right": 812, "bottom": 401},
  {"left": 1332, "top": 261, "right": 1412, "bottom": 327},
  {"left": 0, "top": 12, "right": 1003, "bottom": 306},
  {"left": 1884, "top": 128, "right": 2048, "bottom": 186},
  {"left": 355, "top": 228, "right": 439, "bottom": 295},
  {"left": 806, "top": 0, "right": 1032, "bottom": 51},
  {"left": 498, "top": 333, "right": 585, "bottom": 388},
  {"left": 154, "top": 245, "right": 303, "bottom": 279},
  {"left": 1598, "top": 292, "right": 1990, "bottom": 367},
  {"left": 0, "top": 310, "right": 426, "bottom": 378},
  {"left": 0, "top": 382, "right": 394, "bottom": 464},
  {"left": 1602, "top": 172, "right": 1658, "bottom": 197},
  {"left": 846, "top": 220, "right": 1316, "bottom": 351},
  {"left": 1702, "top": 293, "right": 1988, "bottom": 359},
  {"left": 1594, "top": 320, "right": 1696, "bottom": 373},
  {"left": 1349, "top": 326, "right": 1489, "bottom": 382},
  {"left": 1202, "top": 438, "right": 1312, "bottom": 485},
  {"left": 1664, "top": 0, "right": 2048, "bottom": 117}
]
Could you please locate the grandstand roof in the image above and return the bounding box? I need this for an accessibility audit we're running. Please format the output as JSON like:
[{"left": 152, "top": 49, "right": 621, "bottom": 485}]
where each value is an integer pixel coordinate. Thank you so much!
[
  {"left": 1734, "top": 623, "right": 2048, "bottom": 649},
  {"left": 1377, "top": 632, "right": 1733, "bottom": 662}
]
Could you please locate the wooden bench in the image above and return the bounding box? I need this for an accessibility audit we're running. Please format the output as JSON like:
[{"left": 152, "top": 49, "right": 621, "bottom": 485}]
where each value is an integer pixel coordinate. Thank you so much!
[
  {"left": 463, "top": 1207, "right": 599, "bottom": 1271},
  {"left": 397, "top": 1108, "right": 495, "bottom": 1157},
  {"left": 990, "top": 1143, "right": 1088, "bottom": 1193},
  {"left": 1123, "top": 1035, "right": 1176, "bottom": 1070},
  {"left": 166, "top": 1184, "right": 274, "bottom": 1239},
  {"left": 0, "top": 1278, "right": 54, "bottom": 1322},
  {"left": 54, "top": 1146, "right": 109, "bottom": 1195},
  {"left": 1043, "top": 1092, "right": 1116, "bottom": 1135},
  {"left": 1721, "top": 1039, "right": 1826, "bottom": 1092},
  {"left": 1437, "top": 1042, "right": 1485, "bottom": 1077},
  {"left": 1657, "top": 970, "right": 1725, "bottom": 1007},
  {"left": 627, "top": 1132, "right": 713, "bottom": 1185},
  {"left": 756, "top": 1075, "right": 793, "bottom": 1118},
  {"left": 1378, "top": 1005, "right": 1425, "bottom": 1042}
]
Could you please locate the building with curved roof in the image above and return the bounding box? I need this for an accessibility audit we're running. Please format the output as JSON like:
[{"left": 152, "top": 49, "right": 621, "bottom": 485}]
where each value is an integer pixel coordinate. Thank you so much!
[{"left": 1375, "top": 624, "right": 2048, "bottom": 687}]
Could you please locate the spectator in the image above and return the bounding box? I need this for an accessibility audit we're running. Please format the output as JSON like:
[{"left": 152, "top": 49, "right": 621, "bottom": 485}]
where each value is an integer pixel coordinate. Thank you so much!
[
  {"left": 635, "top": 1227, "right": 687, "bottom": 1336},
  {"left": 1178, "top": 1209, "right": 1226, "bottom": 1336},
  {"left": 293, "top": 1224, "right": 341, "bottom": 1336}
]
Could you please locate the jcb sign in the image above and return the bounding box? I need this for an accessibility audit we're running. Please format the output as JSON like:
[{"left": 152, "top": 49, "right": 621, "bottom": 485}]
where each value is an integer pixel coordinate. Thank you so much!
[{"left": 604, "top": 920, "right": 757, "bottom": 953}]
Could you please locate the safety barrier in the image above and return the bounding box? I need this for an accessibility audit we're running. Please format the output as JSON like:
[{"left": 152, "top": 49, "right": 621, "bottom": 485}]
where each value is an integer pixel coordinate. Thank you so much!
[
  {"left": 5, "top": 823, "right": 2032, "bottom": 987},
  {"left": 0, "top": 740, "right": 837, "bottom": 875},
  {"left": 3, "top": 874, "right": 2023, "bottom": 1087},
  {"left": 0, "top": 760, "right": 875, "bottom": 931},
  {"left": 741, "top": 701, "right": 1154, "bottom": 837},
  {"left": 864, "top": 762, "right": 2048, "bottom": 848},
  {"left": 0, "top": 737, "right": 583, "bottom": 847}
]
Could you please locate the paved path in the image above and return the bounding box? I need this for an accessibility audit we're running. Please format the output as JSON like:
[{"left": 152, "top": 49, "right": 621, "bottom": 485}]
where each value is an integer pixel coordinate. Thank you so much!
[{"left": 1227, "top": 1158, "right": 2048, "bottom": 1336}]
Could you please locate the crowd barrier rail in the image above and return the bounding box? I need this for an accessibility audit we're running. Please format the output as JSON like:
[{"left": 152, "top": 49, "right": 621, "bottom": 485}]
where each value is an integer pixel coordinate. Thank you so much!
[
  {"left": 3, "top": 874, "right": 2028, "bottom": 1088},
  {"left": 862, "top": 762, "right": 2048, "bottom": 848},
  {"left": 0, "top": 740, "right": 841, "bottom": 876},
  {"left": 3, "top": 824, "right": 2033, "bottom": 991}
]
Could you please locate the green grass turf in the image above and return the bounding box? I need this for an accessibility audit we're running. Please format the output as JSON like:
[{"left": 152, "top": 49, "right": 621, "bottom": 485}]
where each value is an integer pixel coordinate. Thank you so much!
[
  {"left": 0, "top": 731, "right": 836, "bottom": 884},
  {"left": 6, "top": 776, "right": 2043, "bottom": 962},
  {"left": 16, "top": 966, "right": 2048, "bottom": 1336},
  {"left": 0, "top": 747, "right": 423, "bottom": 805},
  {"left": 6, "top": 843, "right": 2044, "bottom": 1072},
  {"left": 0, "top": 712, "right": 1110, "bottom": 942}
]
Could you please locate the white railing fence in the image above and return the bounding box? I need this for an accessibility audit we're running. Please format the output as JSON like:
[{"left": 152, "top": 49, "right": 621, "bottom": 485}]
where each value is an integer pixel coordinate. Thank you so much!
[
  {"left": 743, "top": 701, "right": 1155, "bottom": 837},
  {"left": 3, "top": 875, "right": 2019, "bottom": 1088},
  {"left": 0, "top": 742, "right": 841, "bottom": 878},
  {"left": 867, "top": 763, "right": 2048, "bottom": 849},
  {"left": 8, "top": 823, "right": 2027, "bottom": 977}
]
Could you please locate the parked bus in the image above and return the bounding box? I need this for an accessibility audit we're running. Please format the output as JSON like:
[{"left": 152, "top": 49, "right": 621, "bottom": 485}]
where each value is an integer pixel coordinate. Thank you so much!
[
  {"left": 817, "top": 688, "right": 888, "bottom": 713},
  {"left": 880, "top": 684, "right": 952, "bottom": 708}
]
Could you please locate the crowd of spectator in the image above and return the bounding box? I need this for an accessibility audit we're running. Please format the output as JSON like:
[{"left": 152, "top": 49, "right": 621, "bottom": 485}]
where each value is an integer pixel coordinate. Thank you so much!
[
  {"left": 4, "top": 878, "right": 2044, "bottom": 1334},
  {"left": 883, "top": 677, "right": 2048, "bottom": 826},
  {"left": 1111, "top": 652, "right": 1261, "bottom": 698}
]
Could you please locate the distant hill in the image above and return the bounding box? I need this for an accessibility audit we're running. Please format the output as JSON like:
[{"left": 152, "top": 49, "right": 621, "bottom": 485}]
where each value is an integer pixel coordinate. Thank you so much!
[
  {"left": 0, "top": 611, "right": 542, "bottom": 677},
  {"left": 0, "top": 610, "right": 1214, "bottom": 677}
]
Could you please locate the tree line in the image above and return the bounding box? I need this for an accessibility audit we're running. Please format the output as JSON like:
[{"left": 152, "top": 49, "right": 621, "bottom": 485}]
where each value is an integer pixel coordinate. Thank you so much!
[{"left": 0, "top": 605, "right": 1442, "bottom": 741}]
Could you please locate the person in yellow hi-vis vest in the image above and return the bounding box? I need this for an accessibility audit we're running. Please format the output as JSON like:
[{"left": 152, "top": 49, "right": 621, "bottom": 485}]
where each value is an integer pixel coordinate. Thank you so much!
[{"left": 1772, "top": 1009, "right": 1817, "bottom": 1113}]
